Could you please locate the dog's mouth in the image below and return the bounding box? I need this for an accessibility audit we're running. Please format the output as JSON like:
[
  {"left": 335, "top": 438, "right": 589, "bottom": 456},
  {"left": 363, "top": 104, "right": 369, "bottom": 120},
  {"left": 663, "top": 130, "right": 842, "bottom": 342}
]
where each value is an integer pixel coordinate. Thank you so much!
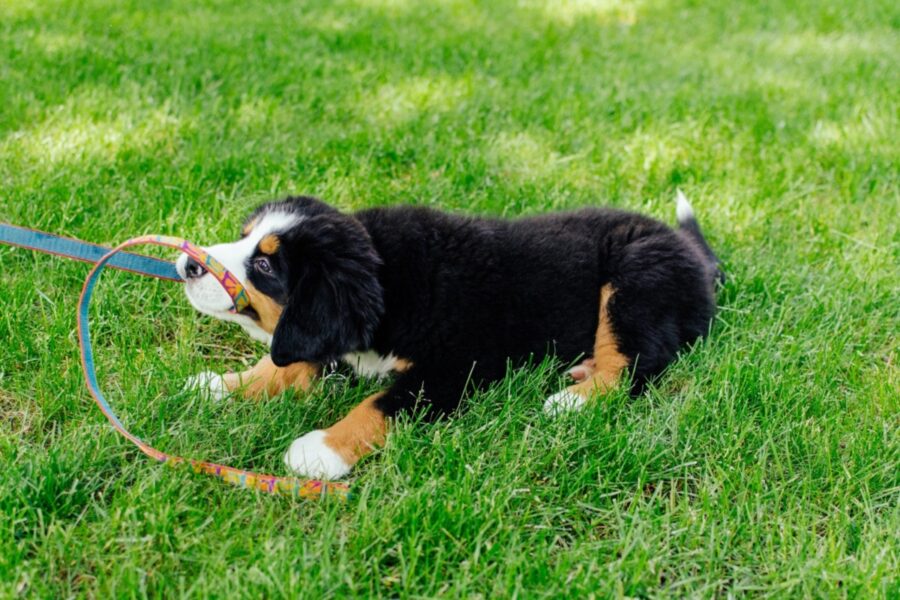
[
  {"left": 237, "top": 304, "right": 260, "bottom": 320},
  {"left": 182, "top": 277, "right": 237, "bottom": 317},
  {"left": 181, "top": 275, "right": 272, "bottom": 344},
  {"left": 176, "top": 252, "right": 243, "bottom": 317}
]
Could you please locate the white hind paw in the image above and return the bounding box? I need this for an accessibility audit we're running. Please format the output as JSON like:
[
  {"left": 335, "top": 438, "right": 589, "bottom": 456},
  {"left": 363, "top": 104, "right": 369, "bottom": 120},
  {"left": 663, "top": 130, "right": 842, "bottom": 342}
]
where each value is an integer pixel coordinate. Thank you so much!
[{"left": 543, "top": 390, "right": 586, "bottom": 416}]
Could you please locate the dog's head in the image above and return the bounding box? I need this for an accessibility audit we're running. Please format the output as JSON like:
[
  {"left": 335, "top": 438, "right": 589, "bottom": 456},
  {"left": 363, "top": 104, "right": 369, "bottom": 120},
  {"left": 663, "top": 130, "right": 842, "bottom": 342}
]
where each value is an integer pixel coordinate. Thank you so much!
[{"left": 176, "top": 196, "right": 384, "bottom": 366}]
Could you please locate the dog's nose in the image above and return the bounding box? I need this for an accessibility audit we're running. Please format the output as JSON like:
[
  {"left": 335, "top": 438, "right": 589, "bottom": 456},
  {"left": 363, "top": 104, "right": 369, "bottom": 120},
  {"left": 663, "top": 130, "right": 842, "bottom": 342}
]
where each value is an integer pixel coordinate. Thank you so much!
[{"left": 183, "top": 256, "right": 207, "bottom": 280}]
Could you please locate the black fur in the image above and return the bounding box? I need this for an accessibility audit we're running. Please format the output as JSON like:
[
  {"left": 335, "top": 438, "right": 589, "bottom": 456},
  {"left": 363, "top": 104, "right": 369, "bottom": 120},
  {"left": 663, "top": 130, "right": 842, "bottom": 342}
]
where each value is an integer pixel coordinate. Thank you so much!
[
  {"left": 265, "top": 206, "right": 384, "bottom": 366},
  {"left": 257, "top": 197, "right": 719, "bottom": 418}
]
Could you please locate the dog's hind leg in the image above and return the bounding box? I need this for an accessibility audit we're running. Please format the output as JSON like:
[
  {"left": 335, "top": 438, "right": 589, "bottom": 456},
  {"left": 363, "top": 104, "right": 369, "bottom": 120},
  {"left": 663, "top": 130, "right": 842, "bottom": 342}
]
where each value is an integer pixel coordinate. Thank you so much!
[{"left": 543, "top": 284, "right": 630, "bottom": 415}]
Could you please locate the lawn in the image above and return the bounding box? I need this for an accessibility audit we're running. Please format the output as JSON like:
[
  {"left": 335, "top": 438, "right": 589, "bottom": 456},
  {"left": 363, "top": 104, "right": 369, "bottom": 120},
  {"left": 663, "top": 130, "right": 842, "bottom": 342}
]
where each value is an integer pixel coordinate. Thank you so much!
[{"left": 1, "top": 0, "right": 898, "bottom": 596}]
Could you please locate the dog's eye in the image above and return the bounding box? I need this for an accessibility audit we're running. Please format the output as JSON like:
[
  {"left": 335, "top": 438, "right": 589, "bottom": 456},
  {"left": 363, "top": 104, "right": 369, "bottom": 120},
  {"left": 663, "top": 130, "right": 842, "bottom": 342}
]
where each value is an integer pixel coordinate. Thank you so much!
[{"left": 254, "top": 257, "right": 273, "bottom": 274}]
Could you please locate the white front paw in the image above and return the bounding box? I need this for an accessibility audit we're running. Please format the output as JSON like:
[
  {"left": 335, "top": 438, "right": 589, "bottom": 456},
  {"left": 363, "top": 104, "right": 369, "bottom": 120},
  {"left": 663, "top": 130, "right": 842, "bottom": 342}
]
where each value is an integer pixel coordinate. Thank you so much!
[
  {"left": 284, "top": 430, "right": 352, "bottom": 479},
  {"left": 184, "top": 371, "right": 228, "bottom": 401},
  {"left": 543, "top": 390, "right": 586, "bottom": 416}
]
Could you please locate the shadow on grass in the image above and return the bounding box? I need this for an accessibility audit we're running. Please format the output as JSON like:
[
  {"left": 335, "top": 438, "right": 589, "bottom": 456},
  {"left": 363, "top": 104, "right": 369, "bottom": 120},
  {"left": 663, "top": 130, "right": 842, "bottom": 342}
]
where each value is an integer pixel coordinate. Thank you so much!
[{"left": 0, "top": 0, "right": 895, "bottom": 225}]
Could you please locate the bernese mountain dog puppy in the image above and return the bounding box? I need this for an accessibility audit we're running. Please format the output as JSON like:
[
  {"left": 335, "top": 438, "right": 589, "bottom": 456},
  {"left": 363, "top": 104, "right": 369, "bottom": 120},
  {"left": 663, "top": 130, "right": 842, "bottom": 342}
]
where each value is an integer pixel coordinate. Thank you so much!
[{"left": 176, "top": 192, "right": 722, "bottom": 479}]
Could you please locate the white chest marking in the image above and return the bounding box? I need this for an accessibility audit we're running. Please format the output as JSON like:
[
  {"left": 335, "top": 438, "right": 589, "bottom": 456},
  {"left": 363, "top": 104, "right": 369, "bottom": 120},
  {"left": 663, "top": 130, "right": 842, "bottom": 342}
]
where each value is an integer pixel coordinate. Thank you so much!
[{"left": 342, "top": 351, "right": 401, "bottom": 379}]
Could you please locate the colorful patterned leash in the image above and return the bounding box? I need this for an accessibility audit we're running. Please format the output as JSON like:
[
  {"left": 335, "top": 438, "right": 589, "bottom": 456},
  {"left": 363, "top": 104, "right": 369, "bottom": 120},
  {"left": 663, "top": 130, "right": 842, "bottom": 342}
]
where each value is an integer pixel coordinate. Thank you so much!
[{"left": 1, "top": 224, "right": 350, "bottom": 500}]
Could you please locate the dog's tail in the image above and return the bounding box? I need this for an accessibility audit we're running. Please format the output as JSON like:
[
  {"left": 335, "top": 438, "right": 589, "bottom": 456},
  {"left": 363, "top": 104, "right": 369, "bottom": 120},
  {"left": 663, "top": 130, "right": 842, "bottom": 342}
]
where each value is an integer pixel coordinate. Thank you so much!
[{"left": 675, "top": 190, "right": 725, "bottom": 284}]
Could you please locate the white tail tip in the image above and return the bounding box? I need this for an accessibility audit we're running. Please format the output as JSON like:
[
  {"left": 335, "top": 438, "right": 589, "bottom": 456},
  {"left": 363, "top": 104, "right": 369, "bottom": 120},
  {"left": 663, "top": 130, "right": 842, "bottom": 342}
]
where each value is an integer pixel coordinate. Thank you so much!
[{"left": 675, "top": 189, "right": 694, "bottom": 224}]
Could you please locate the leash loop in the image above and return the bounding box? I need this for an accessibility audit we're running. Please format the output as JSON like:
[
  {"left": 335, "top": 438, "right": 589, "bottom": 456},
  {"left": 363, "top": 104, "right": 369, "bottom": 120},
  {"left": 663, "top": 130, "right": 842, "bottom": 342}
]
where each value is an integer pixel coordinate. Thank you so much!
[{"left": 76, "top": 234, "right": 350, "bottom": 500}]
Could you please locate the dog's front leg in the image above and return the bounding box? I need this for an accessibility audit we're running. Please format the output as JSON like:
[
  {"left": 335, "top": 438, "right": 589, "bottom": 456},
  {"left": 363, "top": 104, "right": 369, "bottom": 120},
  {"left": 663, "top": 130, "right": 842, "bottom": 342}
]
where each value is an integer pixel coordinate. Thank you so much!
[
  {"left": 186, "top": 355, "right": 320, "bottom": 400},
  {"left": 283, "top": 365, "right": 472, "bottom": 479},
  {"left": 284, "top": 392, "right": 387, "bottom": 479}
]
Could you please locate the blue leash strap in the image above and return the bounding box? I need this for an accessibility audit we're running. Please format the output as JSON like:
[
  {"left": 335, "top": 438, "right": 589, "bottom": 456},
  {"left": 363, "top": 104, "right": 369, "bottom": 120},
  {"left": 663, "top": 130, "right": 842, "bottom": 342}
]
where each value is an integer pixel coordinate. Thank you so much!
[{"left": 0, "top": 222, "right": 182, "bottom": 281}]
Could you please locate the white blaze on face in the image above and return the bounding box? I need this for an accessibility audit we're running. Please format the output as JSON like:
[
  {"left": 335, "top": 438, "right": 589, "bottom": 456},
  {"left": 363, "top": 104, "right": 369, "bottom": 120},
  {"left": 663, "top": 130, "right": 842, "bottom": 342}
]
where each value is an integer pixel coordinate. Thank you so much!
[{"left": 175, "top": 211, "right": 302, "bottom": 344}]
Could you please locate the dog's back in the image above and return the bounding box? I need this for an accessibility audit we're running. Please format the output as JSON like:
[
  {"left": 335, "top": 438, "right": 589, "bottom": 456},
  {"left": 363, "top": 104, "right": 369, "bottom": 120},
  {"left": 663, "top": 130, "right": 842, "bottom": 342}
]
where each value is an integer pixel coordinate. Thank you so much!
[{"left": 355, "top": 202, "right": 720, "bottom": 393}]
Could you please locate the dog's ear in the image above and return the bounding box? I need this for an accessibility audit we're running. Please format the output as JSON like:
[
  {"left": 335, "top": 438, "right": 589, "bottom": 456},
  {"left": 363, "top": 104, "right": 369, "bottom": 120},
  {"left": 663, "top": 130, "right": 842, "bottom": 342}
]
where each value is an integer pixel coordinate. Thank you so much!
[{"left": 270, "top": 213, "right": 384, "bottom": 366}]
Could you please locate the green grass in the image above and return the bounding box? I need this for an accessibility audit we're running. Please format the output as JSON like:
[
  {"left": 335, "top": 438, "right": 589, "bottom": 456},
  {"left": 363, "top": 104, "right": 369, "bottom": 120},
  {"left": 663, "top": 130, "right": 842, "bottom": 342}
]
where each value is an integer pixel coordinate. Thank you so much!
[{"left": 1, "top": 0, "right": 898, "bottom": 596}]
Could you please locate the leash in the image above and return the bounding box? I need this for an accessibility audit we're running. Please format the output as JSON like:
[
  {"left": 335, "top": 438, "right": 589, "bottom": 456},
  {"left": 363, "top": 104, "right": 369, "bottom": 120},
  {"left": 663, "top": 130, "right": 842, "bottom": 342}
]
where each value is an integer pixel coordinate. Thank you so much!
[
  {"left": 1, "top": 223, "right": 350, "bottom": 500},
  {"left": 0, "top": 223, "right": 182, "bottom": 281}
]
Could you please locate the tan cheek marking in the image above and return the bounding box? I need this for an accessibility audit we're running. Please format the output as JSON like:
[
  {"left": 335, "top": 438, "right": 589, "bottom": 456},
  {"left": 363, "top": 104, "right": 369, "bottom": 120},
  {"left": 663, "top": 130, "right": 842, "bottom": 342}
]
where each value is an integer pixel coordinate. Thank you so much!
[
  {"left": 568, "top": 284, "right": 629, "bottom": 397},
  {"left": 243, "top": 280, "right": 284, "bottom": 334},
  {"left": 323, "top": 393, "right": 387, "bottom": 465},
  {"left": 222, "top": 355, "right": 320, "bottom": 399},
  {"left": 259, "top": 234, "right": 280, "bottom": 255}
]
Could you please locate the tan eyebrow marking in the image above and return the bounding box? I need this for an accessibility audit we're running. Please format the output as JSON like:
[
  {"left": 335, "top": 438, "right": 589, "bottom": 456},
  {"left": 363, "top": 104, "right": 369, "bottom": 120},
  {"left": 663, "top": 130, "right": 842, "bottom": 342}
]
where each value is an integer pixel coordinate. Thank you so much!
[{"left": 259, "top": 234, "right": 280, "bottom": 255}]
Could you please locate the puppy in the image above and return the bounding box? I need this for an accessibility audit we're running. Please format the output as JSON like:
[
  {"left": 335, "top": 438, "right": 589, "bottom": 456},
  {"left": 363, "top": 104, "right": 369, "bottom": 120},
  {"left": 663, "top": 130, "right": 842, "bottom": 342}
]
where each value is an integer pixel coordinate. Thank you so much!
[{"left": 176, "top": 192, "right": 722, "bottom": 479}]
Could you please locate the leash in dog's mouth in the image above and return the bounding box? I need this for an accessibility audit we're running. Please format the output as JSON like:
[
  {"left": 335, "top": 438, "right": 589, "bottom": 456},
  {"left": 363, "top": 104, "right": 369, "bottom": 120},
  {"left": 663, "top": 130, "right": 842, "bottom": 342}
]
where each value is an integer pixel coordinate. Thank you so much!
[{"left": 0, "top": 222, "right": 350, "bottom": 501}]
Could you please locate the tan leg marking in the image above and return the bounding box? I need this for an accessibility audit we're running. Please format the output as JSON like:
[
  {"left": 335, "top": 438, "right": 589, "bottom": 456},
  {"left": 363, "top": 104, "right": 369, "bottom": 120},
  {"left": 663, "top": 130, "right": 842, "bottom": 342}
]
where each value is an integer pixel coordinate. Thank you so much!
[
  {"left": 566, "top": 284, "right": 629, "bottom": 400},
  {"left": 323, "top": 392, "right": 388, "bottom": 466},
  {"left": 221, "top": 355, "right": 320, "bottom": 399}
]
